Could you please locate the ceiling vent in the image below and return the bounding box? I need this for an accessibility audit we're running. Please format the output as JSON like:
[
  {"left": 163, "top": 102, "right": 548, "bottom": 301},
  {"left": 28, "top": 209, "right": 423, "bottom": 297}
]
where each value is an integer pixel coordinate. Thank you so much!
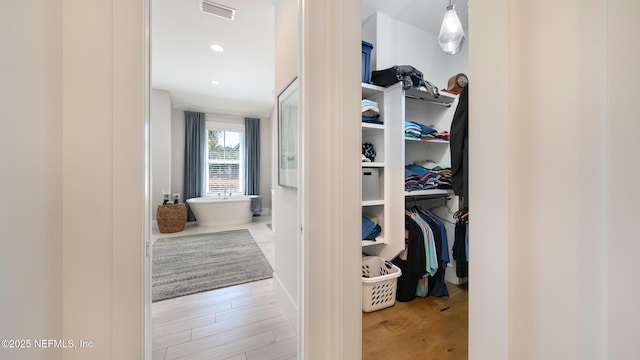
[{"left": 201, "top": 0, "right": 236, "bottom": 21}]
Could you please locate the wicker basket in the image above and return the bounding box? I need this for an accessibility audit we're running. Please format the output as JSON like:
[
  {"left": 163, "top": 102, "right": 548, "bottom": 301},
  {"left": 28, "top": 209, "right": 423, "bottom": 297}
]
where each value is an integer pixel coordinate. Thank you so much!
[{"left": 157, "top": 203, "right": 187, "bottom": 233}]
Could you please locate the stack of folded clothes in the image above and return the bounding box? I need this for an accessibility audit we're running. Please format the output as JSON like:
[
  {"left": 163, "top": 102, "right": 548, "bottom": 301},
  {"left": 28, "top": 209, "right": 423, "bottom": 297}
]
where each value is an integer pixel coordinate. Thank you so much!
[
  {"left": 404, "top": 121, "right": 450, "bottom": 141},
  {"left": 362, "top": 215, "right": 382, "bottom": 240},
  {"left": 362, "top": 99, "right": 382, "bottom": 124},
  {"left": 404, "top": 160, "right": 453, "bottom": 192}
]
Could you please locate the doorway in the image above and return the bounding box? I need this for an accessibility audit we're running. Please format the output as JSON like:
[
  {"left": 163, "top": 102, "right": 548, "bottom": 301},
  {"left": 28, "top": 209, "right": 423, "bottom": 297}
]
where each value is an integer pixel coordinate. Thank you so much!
[
  {"left": 147, "top": 1, "right": 294, "bottom": 359},
  {"left": 359, "top": 2, "right": 470, "bottom": 359}
]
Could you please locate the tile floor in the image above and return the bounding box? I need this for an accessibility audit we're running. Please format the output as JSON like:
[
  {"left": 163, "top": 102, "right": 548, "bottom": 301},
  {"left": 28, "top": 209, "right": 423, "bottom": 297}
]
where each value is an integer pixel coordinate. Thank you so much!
[{"left": 152, "top": 216, "right": 296, "bottom": 360}]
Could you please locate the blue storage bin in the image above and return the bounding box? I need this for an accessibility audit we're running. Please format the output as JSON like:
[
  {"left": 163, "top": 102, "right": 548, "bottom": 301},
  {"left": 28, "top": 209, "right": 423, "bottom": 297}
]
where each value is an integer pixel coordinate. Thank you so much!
[{"left": 362, "top": 41, "right": 373, "bottom": 84}]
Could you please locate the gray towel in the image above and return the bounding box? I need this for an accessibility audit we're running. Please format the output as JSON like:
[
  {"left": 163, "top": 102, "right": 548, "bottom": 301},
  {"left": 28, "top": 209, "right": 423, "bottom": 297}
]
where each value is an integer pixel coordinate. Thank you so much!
[{"left": 250, "top": 196, "right": 262, "bottom": 216}]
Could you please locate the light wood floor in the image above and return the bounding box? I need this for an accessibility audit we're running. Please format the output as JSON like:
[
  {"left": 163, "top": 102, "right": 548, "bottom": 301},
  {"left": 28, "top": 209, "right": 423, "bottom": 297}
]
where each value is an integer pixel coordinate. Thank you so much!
[
  {"left": 152, "top": 216, "right": 468, "bottom": 360},
  {"left": 152, "top": 216, "right": 297, "bottom": 360},
  {"left": 362, "top": 282, "right": 469, "bottom": 360}
]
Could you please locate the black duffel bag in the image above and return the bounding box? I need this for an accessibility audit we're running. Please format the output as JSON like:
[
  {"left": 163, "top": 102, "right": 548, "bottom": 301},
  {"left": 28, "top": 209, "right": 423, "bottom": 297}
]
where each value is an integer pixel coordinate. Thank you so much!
[{"left": 371, "top": 65, "right": 440, "bottom": 98}]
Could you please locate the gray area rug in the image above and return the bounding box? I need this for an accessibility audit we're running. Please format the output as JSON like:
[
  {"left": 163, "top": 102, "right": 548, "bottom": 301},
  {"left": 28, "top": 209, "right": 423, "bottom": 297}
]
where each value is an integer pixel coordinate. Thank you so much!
[{"left": 152, "top": 229, "right": 273, "bottom": 302}]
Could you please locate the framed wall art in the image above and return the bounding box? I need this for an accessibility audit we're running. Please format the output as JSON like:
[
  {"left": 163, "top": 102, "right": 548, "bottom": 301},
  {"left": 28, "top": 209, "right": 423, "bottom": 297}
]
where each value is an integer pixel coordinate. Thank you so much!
[{"left": 277, "top": 76, "right": 299, "bottom": 188}]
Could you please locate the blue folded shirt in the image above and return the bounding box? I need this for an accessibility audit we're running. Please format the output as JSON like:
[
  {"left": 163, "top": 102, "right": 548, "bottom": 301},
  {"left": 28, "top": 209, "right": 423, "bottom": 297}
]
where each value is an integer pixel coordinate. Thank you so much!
[{"left": 362, "top": 216, "right": 381, "bottom": 240}]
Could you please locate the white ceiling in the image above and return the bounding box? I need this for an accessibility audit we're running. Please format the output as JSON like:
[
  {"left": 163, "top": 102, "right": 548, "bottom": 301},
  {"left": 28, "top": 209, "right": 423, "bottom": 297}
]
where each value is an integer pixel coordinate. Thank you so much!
[
  {"left": 151, "top": 0, "right": 275, "bottom": 118},
  {"left": 151, "top": 0, "right": 468, "bottom": 118},
  {"left": 361, "top": 0, "right": 469, "bottom": 36}
]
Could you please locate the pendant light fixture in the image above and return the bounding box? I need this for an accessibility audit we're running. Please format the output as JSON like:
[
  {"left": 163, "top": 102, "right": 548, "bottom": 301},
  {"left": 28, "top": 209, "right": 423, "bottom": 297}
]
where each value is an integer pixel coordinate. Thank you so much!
[{"left": 438, "top": 0, "right": 466, "bottom": 55}]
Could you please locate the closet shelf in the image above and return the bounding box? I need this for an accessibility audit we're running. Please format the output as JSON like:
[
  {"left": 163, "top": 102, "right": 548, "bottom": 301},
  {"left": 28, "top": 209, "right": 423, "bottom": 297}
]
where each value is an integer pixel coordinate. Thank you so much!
[
  {"left": 405, "top": 87, "right": 456, "bottom": 107},
  {"left": 362, "top": 83, "right": 386, "bottom": 98},
  {"left": 362, "top": 162, "right": 384, "bottom": 168},
  {"left": 404, "top": 189, "right": 454, "bottom": 198},
  {"left": 362, "top": 122, "right": 385, "bottom": 130},
  {"left": 362, "top": 199, "right": 385, "bottom": 206},
  {"left": 362, "top": 237, "right": 386, "bottom": 247},
  {"left": 404, "top": 137, "right": 449, "bottom": 144}
]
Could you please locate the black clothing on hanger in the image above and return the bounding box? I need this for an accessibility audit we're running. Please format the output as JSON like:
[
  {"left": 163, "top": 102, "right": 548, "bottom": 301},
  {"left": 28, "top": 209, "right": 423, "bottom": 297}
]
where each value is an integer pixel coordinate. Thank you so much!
[
  {"left": 394, "top": 215, "right": 428, "bottom": 302},
  {"left": 413, "top": 207, "right": 449, "bottom": 297},
  {"left": 450, "top": 85, "right": 469, "bottom": 202},
  {"left": 453, "top": 218, "right": 468, "bottom": 278}
]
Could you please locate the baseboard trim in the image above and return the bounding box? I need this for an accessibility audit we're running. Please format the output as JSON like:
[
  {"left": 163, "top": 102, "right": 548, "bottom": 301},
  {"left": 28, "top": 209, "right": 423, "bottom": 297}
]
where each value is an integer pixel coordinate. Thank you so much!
[{"left": 272, "top": 272, "right": 297, "bottom": 335}]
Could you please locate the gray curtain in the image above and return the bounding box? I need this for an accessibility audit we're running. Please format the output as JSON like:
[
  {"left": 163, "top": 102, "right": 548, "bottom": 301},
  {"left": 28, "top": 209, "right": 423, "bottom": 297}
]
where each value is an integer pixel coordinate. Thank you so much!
[
  {"left": 184, "top": 111, "right": 205, "bottom": 222},
  {"left": 244, "top": 117, "right": 260, "bottom": 195},
  {"left": 245, "top": 117, "right": 262, "bottom": 216}
]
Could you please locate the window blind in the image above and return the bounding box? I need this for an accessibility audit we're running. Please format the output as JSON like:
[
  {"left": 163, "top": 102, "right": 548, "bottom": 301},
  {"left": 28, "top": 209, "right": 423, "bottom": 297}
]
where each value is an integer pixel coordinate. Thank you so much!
[{"left": 207, "top": 129, "right": 243, "bottom": 194}]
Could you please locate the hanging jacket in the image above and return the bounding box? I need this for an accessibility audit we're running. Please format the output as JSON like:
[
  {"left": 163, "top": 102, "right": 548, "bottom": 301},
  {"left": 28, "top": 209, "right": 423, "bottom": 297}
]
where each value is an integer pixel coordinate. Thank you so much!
[{"left": 450, "top": 85, "right": 469, "bottom": 202}]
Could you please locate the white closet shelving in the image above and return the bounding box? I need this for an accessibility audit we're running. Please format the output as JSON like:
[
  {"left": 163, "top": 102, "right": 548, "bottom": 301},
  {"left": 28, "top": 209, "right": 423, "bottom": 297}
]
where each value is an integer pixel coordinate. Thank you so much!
[
  {"left": 361, "top": 83, "right": 390, "bottom": 247},
  {"left": 403, "top": 88, "right": 457, "bottom": 199},
  {"left": 360, "top": 81, "right": 459, "bottom": 259}
]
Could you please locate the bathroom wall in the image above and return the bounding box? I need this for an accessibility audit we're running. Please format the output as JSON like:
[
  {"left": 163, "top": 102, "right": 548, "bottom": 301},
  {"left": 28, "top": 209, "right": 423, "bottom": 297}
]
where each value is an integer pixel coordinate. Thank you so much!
[
  {"left": 273, "top": 0, "right": 300, "bottom": 331},
  {"left": 151, "top": 89, "right": 173, "bottom": 220},
  {"left": 259, "top": 116, "right": 273, "bottom": 213},
  {"left": 169, "top": 111, "right": 273, "bottom": 213},
  {"left": 171, "top": 107, "right": 185, "bottom": 203}
]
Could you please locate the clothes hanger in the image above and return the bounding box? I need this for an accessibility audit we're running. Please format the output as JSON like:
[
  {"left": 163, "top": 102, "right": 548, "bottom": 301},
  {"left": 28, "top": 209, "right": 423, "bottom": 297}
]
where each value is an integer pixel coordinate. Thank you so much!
[{"left": 453, "top": 207, "right": 469, "bottom": 223}]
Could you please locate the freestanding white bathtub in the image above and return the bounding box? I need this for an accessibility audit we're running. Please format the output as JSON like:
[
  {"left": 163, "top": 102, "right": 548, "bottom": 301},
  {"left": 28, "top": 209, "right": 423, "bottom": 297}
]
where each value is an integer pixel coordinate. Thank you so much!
[{"left": 186, "top": 195, "right": 256, "bottom": 227}]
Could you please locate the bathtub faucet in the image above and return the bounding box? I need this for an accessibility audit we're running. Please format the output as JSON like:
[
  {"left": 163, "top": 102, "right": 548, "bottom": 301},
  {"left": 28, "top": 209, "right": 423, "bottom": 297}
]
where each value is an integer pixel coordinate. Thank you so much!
[{"left": 223, "top": 187, "right": 231, "bottom": 199}]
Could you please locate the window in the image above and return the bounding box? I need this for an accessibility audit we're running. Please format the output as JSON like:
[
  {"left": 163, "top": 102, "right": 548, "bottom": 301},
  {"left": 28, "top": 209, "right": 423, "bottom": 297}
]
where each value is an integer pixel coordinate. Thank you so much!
[{"left": 206, "top": 125, "right": 244, "bottom": 195}]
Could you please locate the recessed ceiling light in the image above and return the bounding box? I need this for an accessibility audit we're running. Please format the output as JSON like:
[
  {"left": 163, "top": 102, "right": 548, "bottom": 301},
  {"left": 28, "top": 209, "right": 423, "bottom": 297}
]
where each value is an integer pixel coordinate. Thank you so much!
[
  {"left": 211, "top": 80, "right": 219, "bottom": 85},
  {"left": 210, "top": 44, "right": 224, "bottom": 52}
]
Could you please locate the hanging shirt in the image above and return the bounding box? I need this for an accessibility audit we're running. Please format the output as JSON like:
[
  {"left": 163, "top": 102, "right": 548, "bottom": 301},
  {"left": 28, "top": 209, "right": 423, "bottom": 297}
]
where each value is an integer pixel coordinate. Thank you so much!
[
  {"left": 413, "top": 208, "right": 450, "bottom": 297},
  {"left": 417, "top": 208, "right": 450, "bottom": 263},
  {"left": 406, "top": 211, "right": 437, "bottom": 276}
]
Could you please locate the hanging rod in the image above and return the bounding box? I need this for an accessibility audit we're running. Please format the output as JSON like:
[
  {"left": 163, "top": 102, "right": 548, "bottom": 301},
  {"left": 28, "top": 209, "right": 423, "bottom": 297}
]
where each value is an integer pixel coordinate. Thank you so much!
[
  {"left": 404, "top": 192, "right": 454, "bottom": 201},
  {"left": 404, "top": 94, "right": 453, "bottom": 107}
]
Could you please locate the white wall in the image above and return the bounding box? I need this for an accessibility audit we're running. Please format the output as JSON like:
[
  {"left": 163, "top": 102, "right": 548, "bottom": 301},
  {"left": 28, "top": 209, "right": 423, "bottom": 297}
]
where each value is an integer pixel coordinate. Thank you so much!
[
  {"left": 506, "top": 1, "right": 607, "bottom": 358},
  {"left": 273, "top": 0, "right": 300, "bottom": 332},
  {"left": 606, "top": 0, "right": 640, "bottom": 358},
  {"left": 171, "top": 107, "right": 185, "bottom": 202},
  {"left": 259, "top": 116, "right": 273, "bottom": 213},
  {"left": 0, "top": 2, "right": 63, "bottom": 359},
  {"left": 151, "top": 89, "right": 172, "bottom": 220},
  {"left": 300, "top": 0, "right": 363, "bottom": 357},
  {"left": 444, "top": 35, "right": 469, "bottom": 82},
  {"left": 361, "top": 13, "right": 378, "bottom": 75},
  {"left": 2, "top": 1, "right": 144, "bottom": 358},
  {"left": 468, "top": 0, "right": 509, "bottom": 358},
  {"left": 469, "top": 0, "right": 640, "bottom": 359},
  {"left": 62, "top": 0, "right": 144, "bottom": 359}
]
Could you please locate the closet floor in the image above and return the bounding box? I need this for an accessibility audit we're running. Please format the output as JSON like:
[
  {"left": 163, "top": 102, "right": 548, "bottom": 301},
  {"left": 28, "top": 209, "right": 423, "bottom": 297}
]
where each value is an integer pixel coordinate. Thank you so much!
[{"left": 362, "top": 282, "right": 468, "bottom": 360}]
